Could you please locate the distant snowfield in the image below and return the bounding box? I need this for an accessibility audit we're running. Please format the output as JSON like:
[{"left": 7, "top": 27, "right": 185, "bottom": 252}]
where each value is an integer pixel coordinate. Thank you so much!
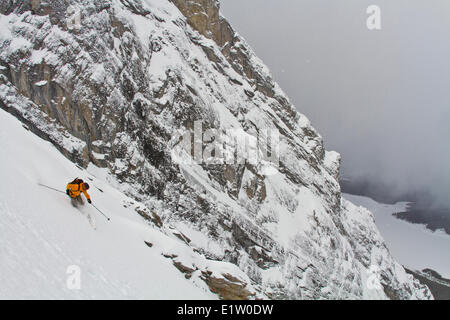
[
  {"left": 0, "top": 109, "right": 218, "bottom": 299},
  {"left": 344, "top": 194, "right": 450, "bottom": 278}
]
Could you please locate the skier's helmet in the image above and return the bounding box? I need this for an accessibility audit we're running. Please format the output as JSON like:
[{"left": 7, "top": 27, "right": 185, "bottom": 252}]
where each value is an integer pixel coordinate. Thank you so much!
[{"left": 84, "top": 183, "right": 90, "bottom": 190}]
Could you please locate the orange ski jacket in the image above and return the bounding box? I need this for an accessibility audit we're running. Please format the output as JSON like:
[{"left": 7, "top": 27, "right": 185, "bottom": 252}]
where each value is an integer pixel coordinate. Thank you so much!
[{"left": 66, "top": 180, "right": 91, "bottom": 200}]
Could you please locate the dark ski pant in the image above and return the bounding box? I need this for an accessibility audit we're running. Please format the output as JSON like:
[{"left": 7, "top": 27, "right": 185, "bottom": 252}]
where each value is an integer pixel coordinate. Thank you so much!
[{"left": 71, "top": 196, "right": 85, "bottom": 208}]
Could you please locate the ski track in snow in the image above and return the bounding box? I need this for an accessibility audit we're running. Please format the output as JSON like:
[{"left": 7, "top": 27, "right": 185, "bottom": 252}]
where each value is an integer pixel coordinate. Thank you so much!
[
  {"left": 344, "top": 193, "right": 450, "bottom": 278},
  {"left": 0, "top": 109, "right": 216, "bottom": 299}
]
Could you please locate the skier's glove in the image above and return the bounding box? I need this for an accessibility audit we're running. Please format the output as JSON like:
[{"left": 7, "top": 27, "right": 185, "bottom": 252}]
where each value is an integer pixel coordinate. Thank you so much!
[
  {"left": 88, "top": 199, "right": 92, "bottom": 204},
  {"left": 66, "top": 189, "right": 70, "bottom": 196}
]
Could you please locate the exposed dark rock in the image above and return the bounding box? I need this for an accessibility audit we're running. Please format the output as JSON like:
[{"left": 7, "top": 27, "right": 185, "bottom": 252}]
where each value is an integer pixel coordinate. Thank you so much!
[
  {"left": 201, "top": 271, "right": 255, "bottom": 300},
  {"left": 135, "top": 207, "right": 163, "bottom": 228},
  {"left": 144, "top": 241, "right": 153, "bottom": 248},
  {"left": 405, "top": 268, "right": 450, "bottom": 300}
]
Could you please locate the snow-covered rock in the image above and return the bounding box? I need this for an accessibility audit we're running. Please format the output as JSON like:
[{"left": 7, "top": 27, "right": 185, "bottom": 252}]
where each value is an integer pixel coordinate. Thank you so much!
[{"left": 0, "top": 0, "right": 432, "bottom": 299}]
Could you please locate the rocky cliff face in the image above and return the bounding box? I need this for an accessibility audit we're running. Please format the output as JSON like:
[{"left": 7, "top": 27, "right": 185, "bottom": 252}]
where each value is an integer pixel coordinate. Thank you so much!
[{"left": 0, "top": 0, "right": 432, "bottom": 299}]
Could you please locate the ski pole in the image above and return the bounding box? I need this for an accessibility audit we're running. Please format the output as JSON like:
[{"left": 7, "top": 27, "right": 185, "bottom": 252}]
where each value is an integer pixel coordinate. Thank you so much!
[
  {"left": 91, "top": 203, "right": 111, "bottom": 221},
  {"left": 38, "top": 183, "right": 66, "bottom": 194},
  {"left": 39, "top": 183, "right": 111, "bottom": 221}
]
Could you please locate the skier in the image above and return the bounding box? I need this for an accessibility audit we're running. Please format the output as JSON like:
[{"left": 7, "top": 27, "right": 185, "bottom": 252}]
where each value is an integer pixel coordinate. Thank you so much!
[{"left": 66, "top": 178, "right": 92, "bottom": 207}]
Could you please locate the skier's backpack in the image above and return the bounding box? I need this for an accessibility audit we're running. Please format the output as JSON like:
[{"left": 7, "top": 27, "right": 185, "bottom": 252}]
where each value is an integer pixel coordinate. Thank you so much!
[{"left": 70, "top": 178, "right": 83, "bottom": 185}]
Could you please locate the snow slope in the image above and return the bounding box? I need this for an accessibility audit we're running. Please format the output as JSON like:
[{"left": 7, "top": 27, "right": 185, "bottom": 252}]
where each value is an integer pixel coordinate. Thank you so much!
[
  {"left": 344, "top": 194, "right": 450, "bottom": 278},
  {"left": 0, "top": 108, "right": 255, "bottom": 299}
]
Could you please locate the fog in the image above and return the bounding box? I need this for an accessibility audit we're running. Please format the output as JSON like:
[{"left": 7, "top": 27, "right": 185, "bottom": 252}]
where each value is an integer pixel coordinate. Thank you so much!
[{"left": 220, "top": 0, "right": 450, "bottom": 207}]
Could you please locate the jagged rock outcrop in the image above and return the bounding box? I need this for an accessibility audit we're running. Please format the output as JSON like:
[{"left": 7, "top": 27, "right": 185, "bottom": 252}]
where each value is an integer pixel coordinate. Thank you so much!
[{"left": 0, "top": 0, "right": 432, "bottom": 299}]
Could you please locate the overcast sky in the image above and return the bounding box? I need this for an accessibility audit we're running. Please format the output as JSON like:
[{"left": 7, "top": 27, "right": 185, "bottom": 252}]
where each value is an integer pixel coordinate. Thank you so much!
[{"left": 221, "top": 0, "right": 450, "bottom": 207}]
